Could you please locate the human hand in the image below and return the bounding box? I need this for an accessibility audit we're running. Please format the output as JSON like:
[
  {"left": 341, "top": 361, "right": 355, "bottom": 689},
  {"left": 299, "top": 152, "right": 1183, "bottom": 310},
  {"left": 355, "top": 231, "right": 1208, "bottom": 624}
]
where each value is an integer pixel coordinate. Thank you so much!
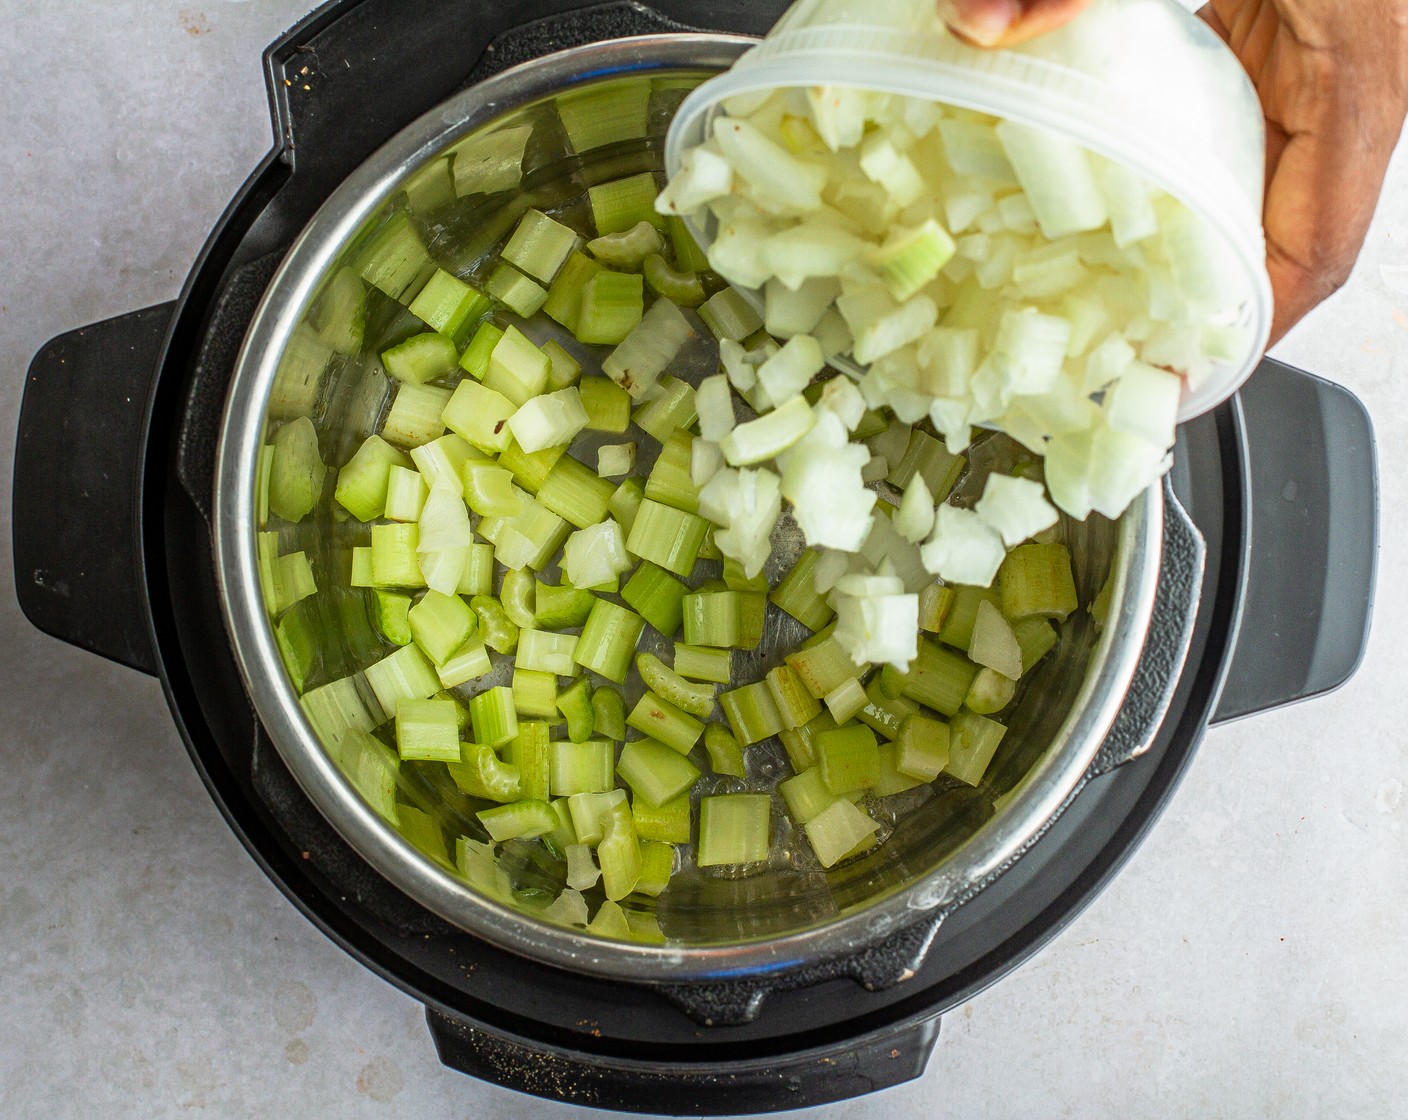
[{"left": 938, "top": 0, "right": 1408, "bottom": 346}]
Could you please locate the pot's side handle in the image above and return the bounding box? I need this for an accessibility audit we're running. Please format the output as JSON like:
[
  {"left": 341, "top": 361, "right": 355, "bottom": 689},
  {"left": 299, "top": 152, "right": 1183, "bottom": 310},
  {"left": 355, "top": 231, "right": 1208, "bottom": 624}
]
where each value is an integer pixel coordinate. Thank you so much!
[
  {"left": 1212, "top": 360, "right": 1378, "bottom": 724},
  {"left": 1088, "top": 476, "right": 1206, "bottom": 776},
  {"left": 12, "top": 305, "right": 175, "bottom": 676},
  {"left": 424, "top": 1006, "right": 939, "bottom": 1114}
]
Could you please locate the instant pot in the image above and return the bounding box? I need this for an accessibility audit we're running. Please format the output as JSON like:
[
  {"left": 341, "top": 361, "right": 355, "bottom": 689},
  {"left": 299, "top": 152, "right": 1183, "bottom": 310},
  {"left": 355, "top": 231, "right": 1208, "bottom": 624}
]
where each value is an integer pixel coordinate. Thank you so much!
[{"left": 12, "top": 1, "right": 1377, "bottom": 1112}]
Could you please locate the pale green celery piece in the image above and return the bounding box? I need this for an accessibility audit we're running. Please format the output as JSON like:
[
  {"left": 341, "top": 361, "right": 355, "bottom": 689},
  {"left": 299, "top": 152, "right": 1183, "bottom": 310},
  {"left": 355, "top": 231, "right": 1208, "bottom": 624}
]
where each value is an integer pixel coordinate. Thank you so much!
[
  {"left": 350, "top": 546, "right": 375, "bottom": 588},
  {"left": 380, "top": 383, "right": 452, "bottom": 449},
  {"left": 999, "top": 542, "right": 1080, "bottom": 622},
  {"left": 382, "top": 465, "right": 427, "bottom": 522},
  {"left": 411, "top": 433, "right": 485, "bottom": 495},
  {"left": 625, "top": 500, "right": 709, "bottom": 578},
  {"left": 555, "top": 677, "right": 595, "bottom": 743},
  {"left": 517, "top": 629, "right": 579, "bottom": 676},
  {"left": 364, "top": 643, "right": 440, "bottom": 717},
  {"left": 494, "top": 495, "right": 572, "bottom": 572},
  {"left": 779, "top": 766, "right": 838, "bottom": 826},
  {"left": 275, "top": 604, "right": 318, "bottom": 692},
  {"left": 456, "top": 836, "right": 510, "bottom": 899},
  {"left": 817, "top": 724, "right": 881, "bottom": 794},
  {"left": 703, "top": 722, "right": 745, "bottom": 778},
  {"left": 888, "top": 429, "right": 966, "bottom": 502},
  {"left": 617, "top": 738, "right": 701, "bottom": 806},
  {"left": 382, "top": 331, "right": 459, "bottom": 385},
  {"left": 310, "top": 265, "right": 368, "bottom": 356},
  {"left": 302, "top": 677, "right": 378, "bottom": 748},
  {"left": 621, "top": 561, "right": 689, "bottom": 637},
  {"left": 597, "top": 802, "right": 643, "bottom": 902},
  {"left": 634, "top": 841, "right": 675, "bottom": 899},
  {"left": 938, "top": 586, "right": 1000, "bottom": 651},
  {"left": 878, "top": 663, "right": 908, "bottom": 699},
  {"left": 824, "top": 677, "right": 868, "bottom": 724},
  {"left": 268, "top": 323, "right": 331, "bottom": 421},
  {"left": 542, "top": 797, "right": 579, "bottom": 855},
  {"left": 579, "top": 376, "right": 632, "bottom": 433},
  {"left": 643, "top": 428, "right": 699, "bottom": 513},
  {"left": 698, "top": 287, "right": 763, "bottom": 343},
  {"left": 536, "top": 456, "right": 616, "bottom": 529},
  {"left": 630, "top": 792, "right": 691, "bottom": 845},
  {"left": 643, "top": 253, "right": 705, "bottom": 307},
  {"left": 483, "top": 326, "right": 551, "bottom": 407},
  {"left": 681, "top": 590, "right": 742, "bottom": 649},
  {"left": 458, "top": 321, "right": 506, "bottom": 381},
  {"left": 785, "top": 634, "right": 861, "bottom": 700},
  {"left": 608, "top": 476, "right": 646, "bottom": 537},
  {"left": 542, "top": 340, "right": 583, "bottom": 391},
  {"left": 918, "top": 583, "right": 953, "bottom": 634},
  {"left": 478, "top": 799, "right": 558, "bottom": 842},
  {"left": 543, "top": 251, "right": 602, "bottom": 334},
  {"left": 765, "top": 665, "right": 821, "bottom": 731},
  {"left": 407, "top": 589, "right": 474, "bottom": 666},
  {"left": 665, "top": 215, "right": 710, "bottom": 274},
  {"left": 469, "top": 685, "right": 518, "bottom": 748},
  {"left": 627, "top": 691, "right": 704, "bottom": 756},
  {"left": 568, "top": 788, "right": 627, "bottom": 847},
  {"left": 574, "top": 270, "right": 644, "bottom": 346},
  {"left": 448, "top": 743, "right": 521, "bottom": 803},
  {"left": 485, "top": 261, "right": 549, "bottom": 318},
  {"left": 587, "top": 220, "right": 664, "bottom": 269},
  {"left": 268, "top": 417, "right": 326, "bottom": 524},
  {"left": 332, "top": 729, "right": 400, "bottom": 825},
  {"left": 945, "top": 710, "right": 1007, "bottom": 786},
  {"left": 573, "top": 599, "right": 644, "bottom": 684},
  {"left": 512, "top": 669, "right": 560, "bottom": 721},
  {"left": 856, "top": 677, "right": 920, "bottom": 741},
  {"left": 335, "top": 435, "right": 410, "bottom": 522},
  {"left": 395, "top": 804, "right": 450, "bottom": 867},
  {"left": 395, "top": 697, "right": 461, "bottom": 761},
  {"left": 901, "top": 638, "right": 980, "bottom": 717},
  {"left": 534, "top": 580, "right": 595, "bottom": 629},
  {"left": 1013, "top": 617, "right": 1059, "bottom": 673},
  {"left": 587, "top": 172, "right": 664, "bottom": 235},
  {"left": 463, "top": 463, "right": 522, "bottom": 518},
  {"left": 636, "top": 653, "right": 716, "bottom": 719},
  {"left": 634, "top": 380, "right": 698, "bottom": 448},
  {"left": 469, "top": 596, "right": 519, "bottom": 655},
  {"left": 501, "top": 208, "right": 580, "bottom": 284},
  {"left": 500, "top": 567, "right": 537, "bottom": 629},
  {"left": 559, "top": 81, "right": 651, "bottom": 154},
  {"left": 354, "top": 210, "right": 432, "bottom": 300},
  {"left": 586, "top": 899, "right": 632, "bottom": 938},
  {"left": 550, "top": 740, "right": 616, "bottom": 796},
  {"left": 499, "top": 440, "right": 565, "bottom": 495},
  {"left": 673, "top": 644, "right": 731, "bottom": 684},
  {"left": 435, "top": 637, "right": 493, "bottom": 688},
  {"left": 1089, "top": 570, "right": 1114, "bottom": 631},
  {"left": 591, "top": 687, "right": 627, "bottom": 742},
  {"left": 965, "top": 666, "right": 1017, "bottom": 714},
  {"left": 804, "top": 798, "right": 880, "bottom": 868},
  {"left": 720, "top": 680, "right": 784, "bottom": 746},
  {"left": 896, "top": 713, "right": 952, "bottom": 782},
  {"left": 407, "top": 267, "right": 487, "bottom": 339},
  {"left": 457, "top": 543, "right": 496, "bottom": 598},
  {"left": 722, "top": 557, "right": 769, "bottom": 594},
  {"left": 874, "top": 741, "right": 926, "bottom": 797},
  {"left": 269, "top": 551, "right": 317, "bottom": 616},
  {"left": 697, "top": 794, "right": 770, "bottom": 867}
]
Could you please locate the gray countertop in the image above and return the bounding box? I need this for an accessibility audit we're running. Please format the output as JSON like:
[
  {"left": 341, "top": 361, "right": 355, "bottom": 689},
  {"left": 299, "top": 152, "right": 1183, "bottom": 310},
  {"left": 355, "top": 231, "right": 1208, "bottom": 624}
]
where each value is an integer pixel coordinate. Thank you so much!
[{"left": 2, "top": 2, "right": 1405, "bottom": 1117}]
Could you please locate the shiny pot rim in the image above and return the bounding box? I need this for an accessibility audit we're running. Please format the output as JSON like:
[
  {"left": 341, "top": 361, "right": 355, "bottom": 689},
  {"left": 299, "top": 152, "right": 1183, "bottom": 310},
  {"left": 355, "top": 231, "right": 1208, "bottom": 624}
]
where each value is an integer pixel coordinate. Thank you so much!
[{"left": 213, "top": 33, "right": 1164, "bottom": 983}]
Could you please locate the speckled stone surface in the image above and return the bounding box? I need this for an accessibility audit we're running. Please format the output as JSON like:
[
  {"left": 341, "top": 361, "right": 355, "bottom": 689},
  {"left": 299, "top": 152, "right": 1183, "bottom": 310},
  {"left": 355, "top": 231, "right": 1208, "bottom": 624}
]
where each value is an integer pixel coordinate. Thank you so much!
[{"left": 2, "top": 3, "right": 1405, "bottom": 1117}]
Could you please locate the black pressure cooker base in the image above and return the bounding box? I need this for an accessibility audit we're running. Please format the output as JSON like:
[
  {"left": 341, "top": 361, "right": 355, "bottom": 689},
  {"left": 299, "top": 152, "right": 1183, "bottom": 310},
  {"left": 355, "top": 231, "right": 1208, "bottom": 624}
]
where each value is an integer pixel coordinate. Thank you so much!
[{"left": 12, "top": 0, "right": 1377, "bottom": 1112}]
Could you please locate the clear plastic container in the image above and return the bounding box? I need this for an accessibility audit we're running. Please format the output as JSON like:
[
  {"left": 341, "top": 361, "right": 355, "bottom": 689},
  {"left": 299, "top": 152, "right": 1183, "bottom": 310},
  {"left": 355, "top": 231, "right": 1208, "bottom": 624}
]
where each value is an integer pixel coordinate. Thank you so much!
[{"left": 665, "top": 0, "right": 1273, "bottom": 420}]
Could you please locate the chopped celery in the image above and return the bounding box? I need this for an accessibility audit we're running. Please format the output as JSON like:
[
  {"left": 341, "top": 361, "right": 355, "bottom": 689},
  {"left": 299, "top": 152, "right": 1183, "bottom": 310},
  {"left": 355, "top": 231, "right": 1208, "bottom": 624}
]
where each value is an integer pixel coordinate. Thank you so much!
[
  {"left": 568, "top": 789, "right": 627, "bottom": 846},
  {"left": 483, "top": 326, "right": 551, "bottom": 408},
  {"left": 721, "top": 680, "right": 784, "bottom": 746},
  {"left": 856, "top": 676, "right": 920, "bottom": 741},
  {"left": 407, "top": 589, "right": 474, "bottom": 666},
  {"left": 534, "top": 580, "right": 595, "bottom": 629},
  {"left": 441, "top": 379, "right": 516, "bottom": 454},
  {"left": 681, "top": 590, "right": 742, "bottom": 649},
  {"left": 698, "top": 287, "right": 763, "bottom": 343},
  {"left": 469, "top": 686, "right": 518, "bottom": 748},
  {"left": 562, "top": 520, "right": 632, "bottom": 589},
  {"left": 457, "top": 543, "right": 496, "bottom": 598},
  {"left": 644, "top": 253, "right": 706, "bottom": 307},
  {"left": 805, "top": 798, "right": 879, "bottom": 868},
  {"left": 501, "top": 209, "right": 579, "bottom": 284},
  {"left": 578, "top": 376, "right": 632, "bottom": 433},
  {"left": 269, "top": 324, "right": 331, "bottom": 420},
  {"left": 597, "top": 444, "right": 637, "bottom": 479},
  {"left": 459, "top": 320, "right": 506, "bottom": 380},
  {"left": 550, "top": 740, "right": 615, "bottom": 796},
  {"left": 486, "top": 262, "right": 549, "bottom": 318},
  {"left": 512, "top": 668, "right": 559, "bottom": 720},
  {"left": 361, "top": 646, "right": 441, "bottom": 718},
  {"left": 823, "top": 677, "right": 868, "bottom": 724},
  {"left": 766, "top": 665, "right": 822, "bottom": 731},
  {"left": 644, "top": 428, "right": 700, "bottom": 513},
  {"left": 634, "top": 841, "right": 675, "bottom": 899},
  {"left": 627, "top": 691, "right": 704, "bottom": 756},
  {"left": 608, "top": 476, "right": 646, "bottom": 536},
  {"left": 268, "top": 417, "right": 325, "bottom": 524},
  {"left": 451, "top": 124, "right": 530, "bottom": 197},
  {"left": 395, "top": 697, "right": 461, "bottom": 761},
  {"left": 625, "top": 500, "right": 709, "bottom": 578},
  {"left": 335, "top": 435, "right": 410, "bottom": 521},
  {"left": 591, "top": 686, "right": 626, "bottom": 741},
  {"left": 965, "top": 667, "right": 1016, "bottom": 715},
  {"left": 350, "top": 546, "right": 374, "bottom": 588},
  {"left": 999, "top": 542, "right": 1080, "bottom": 622},
  {"left": 588, "top": 172, "right": 664, "bottom": 235},
  {"left": 560, "top": 82, "right": 651, "bottom": 154},
  {"left": 779, "top": 766, "right": 838, "bottom": 825},
  {"left": 817, "top": 724, "right": 881, "bottom": 795},
  {"left": 633, "top": 376, "right": 698, "bottom": 445},
  {"left": 355, "top": 210, "right": 432, "bottom": 300},
  {"left": 888, "top": 429, "right": 965, "bottom": 501},
  {"left": 501, "top": 569, "right": 538, "bottom": 636},
  {"left": 555, "top": 677, "right": 595, "bottom": 743},
  {"left": 565, "top": 843, "right": 600, "bottom": 891},
  {"left": 617, "top": 738, "right": 701, "bottom": 806},
  {"left": 575, "top": 270, "right": 644, "bottom": 346},
  {"left": 720, "top": 397, "right": 816, "bottom": 467},
  {"left": 411, "top": 434, "right": 484, "bottom": 495},
  {"left": 969, "top": 600, "right": 1022, "bottom": 680},
  {"left": 382, "top": 382, "right": 452, "bottom": 449},
  {"left": 900, "top": 638, "right": 979, "bottom": 717},
  {"left": 408, "top": 268, "right": 488, "bottom": 340},
  {"left": 478, "top": 799, "right": 557, "bottom": 842},
  {"left": 448, "top": 743, "right": 521, "bottom": 803},
  {"left": 574, "top": 599, "right": 644, "bottom": 684},
  {"left": 543, "top": 251, "right": 602, "bottom": 334},
  {"left": 697, "top": 794, "right": 770, "bottom": 867},
  {"left": 938, "top": 586, "right": 1001, "bottom": 651},
  {"left": 269, "top": 551, "right": 317, "bottom": 616},
  {"left": 542, "top": 340, "right": 582, "bottom": 391},
  {"left": 1013, "top": 617, "right": 1059, "bottom": 673},
  {"left": 382, "top": 465, "right": 428, "bottom": 522},
  {"left": 666, "top": 215, "right": 710, "bottom": 274},
  {"left": 895, "top": 714, "right": 951, "bottom": 781},
  {"left": 946, "top": 710, "right": 1008, "bottom": 786},
  {"left": 875, "top": 740, "right": 926, "bottom": 797},
  {"left": 588, "top": 220, "right": 664, "bottom": 269},
  {"left": 499, "top": 440, "right": 565, "bottom": 494},
  {"left": 674, "top": 644, "right": 731, "bottom": 685},
  {"left": 370, "top": 522, "right": 424, "bottom": 588},
  {"left": 918, "top": 583, "right": 953, "bottom": 634},
  {"left": 383, "top": 331, "right": 460, "bottom": 386},
  {"left": 542, "top": 797, "right": 579, "bottom": 855},
  {"left": 310, "top": 266, "right": 367, "bottom": 356},
  {"left": 785, "top": 634, "right": 861, "bottom": 700},
  {"left": 770, "top": 550, "right": 835, "bottom": 631},
  {"left": 275, "top": 603, "right": 319, "bottom": 691},
  {"left": 621, "top": 562, "right": 689, "bottom": 638},
  {"left": 636, "top": 652, "right": 716, "bottom": 719},
  {"left": 462, "top": 464, "right": 521, "bottom": 518},
  {"left": 537, "top": 455, "right": 615, "bottom": 529},
  {"left": 516, "top": 629, "right": 579, "bottom": 676},
  {"left": 631, "top": 792, "right": 691, "bottom": 845},
  {"left": 597, "top": 802, "right": 643, "bottom": 901},
  {"left": 436, "top": 638, "right": 492, "bottom": 688},
  {"left": 586, "top": 900, "right": 631, "bottom": 937},
  {"left": 302, "top": 677, "right": 378, "bottom": 746},
  {"left": 333, "top": 730, "right": 401, "bottom": 824},
  {"left": 470, "top": 596, "right": 519, "bottom": 655}
]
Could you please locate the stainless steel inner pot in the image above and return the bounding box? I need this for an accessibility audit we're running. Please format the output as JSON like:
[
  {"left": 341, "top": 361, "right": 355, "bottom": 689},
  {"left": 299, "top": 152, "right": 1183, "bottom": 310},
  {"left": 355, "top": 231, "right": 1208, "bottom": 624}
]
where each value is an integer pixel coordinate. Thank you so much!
[{"left": 214, "top": 34, "right": 1163, "bottom": 981}]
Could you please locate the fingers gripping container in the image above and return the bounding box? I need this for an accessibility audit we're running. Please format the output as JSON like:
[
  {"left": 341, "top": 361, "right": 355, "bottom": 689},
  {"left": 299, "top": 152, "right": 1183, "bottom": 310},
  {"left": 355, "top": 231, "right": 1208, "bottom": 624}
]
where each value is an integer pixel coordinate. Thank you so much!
[{"left": 665, "top": 0, "right": 1274, "bottom": 421}]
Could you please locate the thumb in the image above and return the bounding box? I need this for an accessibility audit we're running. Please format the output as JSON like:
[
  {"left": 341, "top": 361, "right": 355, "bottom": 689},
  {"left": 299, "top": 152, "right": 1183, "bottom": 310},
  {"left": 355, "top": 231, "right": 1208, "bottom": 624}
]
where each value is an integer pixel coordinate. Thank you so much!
[{"left": 938, "top": 0, "right": 1022, "bottom": 45}]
